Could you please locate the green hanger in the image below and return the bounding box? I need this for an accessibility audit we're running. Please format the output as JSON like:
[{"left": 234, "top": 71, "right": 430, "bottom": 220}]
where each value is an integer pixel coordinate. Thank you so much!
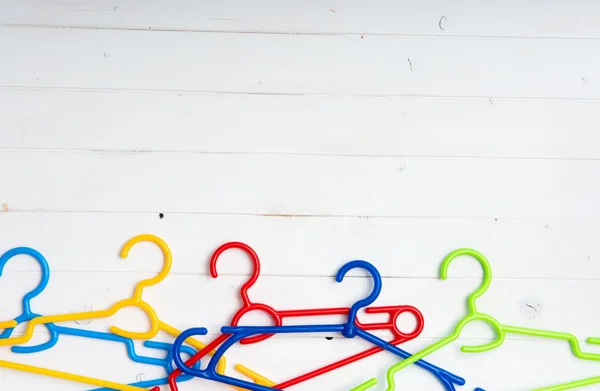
[
  {"left": 532, "top": 375, "right": 600, "bottom": 391},
  {"left": 351, "top": 248, "right": 600, "bottom": 391}
]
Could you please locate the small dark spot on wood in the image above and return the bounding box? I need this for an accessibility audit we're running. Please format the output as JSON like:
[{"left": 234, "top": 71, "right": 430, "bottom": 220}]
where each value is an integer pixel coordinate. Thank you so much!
[
  {"left": 439, "top": 16, "right": 447, "bottom": 30},
  {"left": 159, "top": 213, "right": 164, "bottom": 219},
  {"left": 325, "top": 336, "right": 334, "bottom": 340},
  {"left": 407, "top": 57, "right": 413, "bottom": 72}
]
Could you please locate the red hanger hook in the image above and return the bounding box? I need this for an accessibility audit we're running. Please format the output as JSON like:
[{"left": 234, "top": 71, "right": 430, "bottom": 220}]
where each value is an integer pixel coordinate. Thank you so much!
[{"left": 210, "top": 241, "right": 261, "bottom": 308}]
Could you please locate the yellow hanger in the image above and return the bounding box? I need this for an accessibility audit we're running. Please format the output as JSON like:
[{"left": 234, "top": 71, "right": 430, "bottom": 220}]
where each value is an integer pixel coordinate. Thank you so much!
[
  {"left": 235, "top": 364, "right": 277, "bottom": 387},
  {"left": 0, "top": 234, "right": 167, "bottom": 343},
  {"left": 0, "top": 359, "right": 146, "bottom": 391},
  {"left": 0, "top": 234, "right": 272, "bottom": 389}
]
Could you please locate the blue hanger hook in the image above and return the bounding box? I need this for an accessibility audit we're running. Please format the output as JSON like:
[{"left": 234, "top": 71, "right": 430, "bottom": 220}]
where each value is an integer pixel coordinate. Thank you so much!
[
  {"left": 0, "top": 247, "right": 50, "bottom": 318},
  {"left": 336, "top": 260, "right": 382, "bottom": 338}
]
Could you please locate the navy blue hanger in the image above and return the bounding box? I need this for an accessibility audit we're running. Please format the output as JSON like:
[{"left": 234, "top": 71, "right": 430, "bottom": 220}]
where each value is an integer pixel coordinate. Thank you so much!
[{"left": 172, "top": 260, "right": 466, "bottom": 391}]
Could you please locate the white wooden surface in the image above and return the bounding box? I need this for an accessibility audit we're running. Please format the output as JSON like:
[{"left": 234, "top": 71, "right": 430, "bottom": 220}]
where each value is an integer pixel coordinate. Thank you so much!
[{"left": 0, "top": 1, "right": 599, "bottom": 390}]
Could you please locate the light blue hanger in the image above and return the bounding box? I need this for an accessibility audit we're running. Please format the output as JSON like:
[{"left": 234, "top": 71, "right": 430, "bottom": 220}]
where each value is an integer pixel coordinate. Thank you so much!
[
  {"left": 0, "top": 246, "right": 200, "bottom": 390},
  {"left": 88, "top": 340, "right": 199, "bottom": 390}
]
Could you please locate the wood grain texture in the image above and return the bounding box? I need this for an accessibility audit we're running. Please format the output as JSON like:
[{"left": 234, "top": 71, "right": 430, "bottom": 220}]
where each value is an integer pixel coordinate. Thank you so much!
[
  {"left": 1, "top": 1, "right": 599, "bottom": 390},
  {"left": 1, "top": 27, "right": 599, "bottom": 99},
  {"left": 2, "top": 89, "right": 600, "bottom": 159},
  {"left": 1, "top": 271, "right": 598, "bottom": 339},
  {"left": 1, "top": 0, "right": 600, "bottom": 39},
  {"left": 1, "top": 150, "right": 599, "bottom": 219},
  {"left": 0, "top": 212, "right": 598, "bottom": 280}
]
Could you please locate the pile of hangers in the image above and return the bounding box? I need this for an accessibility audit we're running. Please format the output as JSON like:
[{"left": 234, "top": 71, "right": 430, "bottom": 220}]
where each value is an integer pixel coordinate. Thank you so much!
[{"left": 0, "top": 234, "right": 598, "bottom": 391}]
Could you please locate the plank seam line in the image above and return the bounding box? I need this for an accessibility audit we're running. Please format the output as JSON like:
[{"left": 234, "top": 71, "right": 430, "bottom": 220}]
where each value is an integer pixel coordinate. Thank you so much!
[
  {"left": 8, "top": 332, "right": 597, "bottom": 343},
  {"left": 2, "top": 209, "right": 600, "bottom": 222},
  {"left": 2, "top": 23, "right": 600, "bottom": 41},
  {"left": 0, "top": 147, "right": 599, "bottom": 162},
  {"left": 2, "top": 271, "right": 599, "bottom": 282},
  {"left": 2, "top": 86, "right": 600, "bottom": 102}
]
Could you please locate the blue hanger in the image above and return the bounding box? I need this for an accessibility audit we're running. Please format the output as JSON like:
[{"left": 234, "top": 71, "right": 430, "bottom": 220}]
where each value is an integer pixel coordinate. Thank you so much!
[
  {"left": 0, "top": 246, "right": 200, "bottom": 390},
  {"left": 0, "top": 247, "right": 54, "bottom": 342},
  {"left": 88, "top": 341, "right": 199, "bottom": 390},
  {"left": 172, "top": 260, "right": 466, "bottom": 391}
]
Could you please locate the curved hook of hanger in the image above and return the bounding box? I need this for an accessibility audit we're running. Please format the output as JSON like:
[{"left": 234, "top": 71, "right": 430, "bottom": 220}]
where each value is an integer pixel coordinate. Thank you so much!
[
  {"left": 336, "top": 260, "right": 382, "bottom": 338},
  {"left": 121, "top": 234, "right": 172, "bottom": 300},
  {"left": 109, "top": 300, "right": 161, "bottom": 340},
  {"left": 0, "top": 247, "right": 50, "bottom": 317},
  {"left": 440, "top": 248, "right": 492, "bottom": 315},
  {"left": 172, "top": 327, "right": 211, "bottom": 380},
  {"left": 458, "top": 314, "right": 505, "bottom": 353},
  {"left": 210, "top": 242, "right": 260, "bottom": 308}
]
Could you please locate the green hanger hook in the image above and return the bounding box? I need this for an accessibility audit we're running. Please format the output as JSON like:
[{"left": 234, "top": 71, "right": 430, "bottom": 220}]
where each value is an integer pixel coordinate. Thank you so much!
[{"left": 351, "top": 248, "right": 600, "bottom": 391}]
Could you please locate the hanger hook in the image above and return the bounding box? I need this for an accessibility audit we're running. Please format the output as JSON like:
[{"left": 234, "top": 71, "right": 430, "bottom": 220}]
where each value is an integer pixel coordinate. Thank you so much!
[
  {"left": 210, "top": 242, "right": 260, "bottom": 308},
  {"left": 336, "top": 260, "right": 382, "bottom": 338},
  {"left": 120, "top": 234, "right": 172, "bottom": 300},
  {"left": 440, "top": 248, "right": 492, "bottom": 315},
  {"left": 0, "top": 247, "right": 50, "bottom": 316}
]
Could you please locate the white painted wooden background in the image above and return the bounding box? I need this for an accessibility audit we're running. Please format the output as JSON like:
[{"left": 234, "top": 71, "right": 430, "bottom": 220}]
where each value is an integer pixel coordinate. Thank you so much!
[{"left": 0, "top": 1, "right": 599, "bottom": 390}]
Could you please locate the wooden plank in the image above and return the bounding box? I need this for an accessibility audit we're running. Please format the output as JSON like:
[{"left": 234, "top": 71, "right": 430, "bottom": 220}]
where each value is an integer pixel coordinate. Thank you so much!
[
  {"left": 1, "top": 272, "right": 598, "bottom": 340},
  {"left": 0, "top": 150, "right": 599, "bottom": 219},
  {"left": 1, "top": 0, "right": 599, "bottom": 39},
  {"left": 0, "top": 212, "right": 598, "bottom": 280},
  {"left": 2, "top": 3, "right": 599, "bottom": 391},
  {"left": 1, "top": 28, "right": 600, "bottom": 99},
  {"left": 3, "top": 89, "right": 600, "bottom": 159}
]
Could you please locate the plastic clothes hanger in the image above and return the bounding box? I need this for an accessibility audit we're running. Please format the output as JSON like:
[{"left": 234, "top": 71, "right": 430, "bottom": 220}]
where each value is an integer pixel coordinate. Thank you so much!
[
  {"left": 0, "top": 234, "right": 167, "bottom": 343},
  {"left": 0, "top": 360, "right": 146, "bottom": 391},
  {"left": 170, "top": 260, "right": 465, "bottom": 391},
  {"left": 531, "top": 375, "right": 600, "bottom": 391},
  {"left": 14, "top": 330, "right": 201, "bottom": 388},
  {"left": 88, "top": 341, "right": 200, "bottom": 390},
  {"left": 163, "top": 332, "right": 278, "bottom": 391},
  {"left": 0, "top": 246, "right": 200, "bottom": 390},
  {"left": 170, "top": 260, "right": 463, "bottom": 391},
  {"left": 210, "top": 242, "right": 422, "bottom": 346},
  {"left": 0, "top": 235, "right": 272, "bottom": 390},
  {"left": 179, "top": 241, "right": 425, "bottom": 389},
  {"left": 351, "top": 248, "right": 599, "bottom": 391},
  {"left": 0, "top": 246, "right": 142, "bottom": 390},
  {"left": 165, "top": 242, "right": 424, "bottom": 390}
]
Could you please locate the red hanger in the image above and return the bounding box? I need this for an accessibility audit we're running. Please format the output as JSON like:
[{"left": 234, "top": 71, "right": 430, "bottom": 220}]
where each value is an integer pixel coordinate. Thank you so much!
[{"left": 167, "top": 242, "right": 424, "bottom": 390}]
